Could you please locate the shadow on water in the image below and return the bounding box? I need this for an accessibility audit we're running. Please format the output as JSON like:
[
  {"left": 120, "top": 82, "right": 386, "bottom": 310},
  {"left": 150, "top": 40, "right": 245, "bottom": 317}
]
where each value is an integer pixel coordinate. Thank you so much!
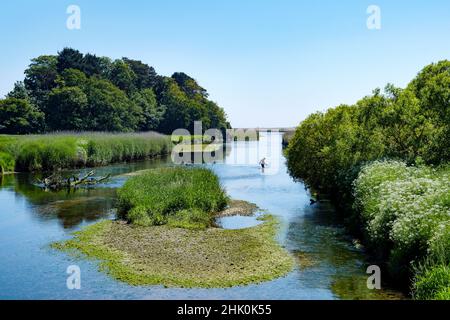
[{"left": 286, "top": 201, "right": 404, "bottom": 299}]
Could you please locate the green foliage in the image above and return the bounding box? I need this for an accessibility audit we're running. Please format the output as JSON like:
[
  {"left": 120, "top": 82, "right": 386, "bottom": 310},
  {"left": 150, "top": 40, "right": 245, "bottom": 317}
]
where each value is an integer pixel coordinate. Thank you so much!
[
  {"left": 123, "top": 57, "right": 158, "bottom": 89},
  {"left": 84, "top": 77, "right": 142, "bottom": 132},
  {"left": 131, "top": 88, "right": 165, "bottom": 131},
  {"left": 0, "top": 152, "right": 15, "bottom": 174},
  {"left": 117, "top": 167, "right": 229, "bottom": 228},
  {"left": 14, "top": 136, "right": 79, "bottom": 171},
  {"left": 85, "top": 132, "right": 171, "bottom": 166},
  {"left": 408, "top": 61, "right": 450, "bottom": 164},
  {"left": 7, "top": 81, "right": 29, "bottom": 100},
  {"left": 413, "top": 264, "right": 450, "bottom": 300},
  {"left": 286, "top": 61, "right": 450, "bottom": 298},
  {"left": 47, "top": 87, "right": 88, "bottom": 131},
  {"left": 109, "top": 59, "right": 137, "bottom": 93},
  {"left": 0, "top": 132, "right": 171, "bottom": 172},
  {"left": 24, "top": 55, "right": 58, "bottom": 107},
  {"left": 0, "top": 98, "right": 44, "bottom": 134},
  {"left": 354, "top": 161, "right": 449, "bottom": 274},
  {"left": 2, "top": 48, "right": 229, "bottom": 134},
  {"left": 287, "top": 61, "right": 450, "bottom": 201},
  {"left": 56, "top": 48, "right": 84, "bottom": 74}
]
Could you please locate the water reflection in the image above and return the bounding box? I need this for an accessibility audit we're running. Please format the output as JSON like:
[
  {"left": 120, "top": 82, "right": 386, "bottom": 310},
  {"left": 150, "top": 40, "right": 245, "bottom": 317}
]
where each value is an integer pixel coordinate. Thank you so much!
[
  {"left": 0, "top": 133, "right": 404, "bottom": 299},
  {"left": 4, "top": 156, "right": 169, "bottom": 229},
  {"left": 286, "top": 201, "right": 403, "bottom": 299}
]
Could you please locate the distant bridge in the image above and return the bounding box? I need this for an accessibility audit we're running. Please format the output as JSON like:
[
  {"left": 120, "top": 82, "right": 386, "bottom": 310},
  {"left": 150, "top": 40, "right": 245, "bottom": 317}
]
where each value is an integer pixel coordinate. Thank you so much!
[{"left": 231, "top": 127, "right": 296, "bottom": 133}]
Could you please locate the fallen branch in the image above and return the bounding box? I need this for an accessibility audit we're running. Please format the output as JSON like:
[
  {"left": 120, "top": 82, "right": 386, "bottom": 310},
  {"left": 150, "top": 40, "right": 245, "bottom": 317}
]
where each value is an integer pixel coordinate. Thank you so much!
[{"left": 39, "top": 171, "right": 111, "bottom": 190}]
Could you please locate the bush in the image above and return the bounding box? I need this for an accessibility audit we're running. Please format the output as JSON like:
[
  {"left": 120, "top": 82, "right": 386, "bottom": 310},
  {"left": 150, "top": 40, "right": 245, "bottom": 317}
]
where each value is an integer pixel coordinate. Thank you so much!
[
  {"left": 354, "top": 161, "right": 450, "bottom": 293},
  {"left": 286, "top": 62, "right": 450, "bottom": 297},
  {"left": 413, "top": 264, "right": 450, "bottom": 300},
  {"left": 354, "top": 161, "right": 449, "bottom": 261},
  {"left": 117, "top": 167, "right": 229, "bottom": 228}
]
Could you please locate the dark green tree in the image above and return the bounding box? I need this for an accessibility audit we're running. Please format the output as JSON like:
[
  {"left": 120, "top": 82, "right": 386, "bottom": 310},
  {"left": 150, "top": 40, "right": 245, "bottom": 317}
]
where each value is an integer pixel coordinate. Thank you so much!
[
  {"left": 172, "top": 72, "right": 208, "bottom": 98},
  {"left": 85, "top": 77, "right": 142, "bottom": 131},
  {"left": 47, "top": 87, "right": 89, "bottom": 131},
  {"left": 0, "top": 98, "right": 44, "bottom": 134},
  {"left": 7, "top": 82, "right": 29, "bottom": 100},
  {"left": 24, "top": 55, "right": 58, "bottom": 107},
  {"left": 81, "top": 53, "right": 105, "bottom": 76},
  {"left": 123, "top": 58, "right": 158, "bottom": 89},
  {"left": 56, "top": 48, "right": 84, "bottom": 73},
  {"left": 131, "top": 89, "right": 166, "bottom": 131},
  {"left": 109, "top": 59, "right": 137, "bottom": 94}
]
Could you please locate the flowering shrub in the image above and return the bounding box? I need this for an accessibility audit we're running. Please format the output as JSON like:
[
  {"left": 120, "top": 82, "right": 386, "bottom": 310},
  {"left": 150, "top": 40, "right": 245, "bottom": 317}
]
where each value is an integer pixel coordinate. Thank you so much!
[{"left": 354, "top": 161, "right": 450, "bottom": 299}]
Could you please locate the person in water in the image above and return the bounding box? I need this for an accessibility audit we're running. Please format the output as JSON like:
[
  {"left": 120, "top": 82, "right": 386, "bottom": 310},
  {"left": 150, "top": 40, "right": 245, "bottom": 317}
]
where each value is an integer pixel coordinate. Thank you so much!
[{"left": 259, "top": 158, "right": 267, "bottom": 171}]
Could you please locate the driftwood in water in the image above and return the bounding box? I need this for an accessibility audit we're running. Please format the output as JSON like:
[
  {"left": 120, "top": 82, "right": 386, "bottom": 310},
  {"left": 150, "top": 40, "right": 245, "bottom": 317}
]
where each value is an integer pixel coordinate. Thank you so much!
[{"left": 39, "top": 170, "right": 111, "bottom": 190}]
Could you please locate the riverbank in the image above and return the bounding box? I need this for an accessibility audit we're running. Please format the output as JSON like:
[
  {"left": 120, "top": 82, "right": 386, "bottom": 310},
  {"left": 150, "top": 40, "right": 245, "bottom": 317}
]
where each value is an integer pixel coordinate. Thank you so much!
[
  {"left": 354, "top": 161, "right": 450, "bottom": 299},
  {"left": 0, "top": 132, "right": 406, "bottom": 299},
  {"left": 0, "top": 132, "right": 171, "bottom": 173},
  {"left": 53, "top": 207, "right": 294, "bottom": 288},
  {"left": 285, "top": 62, "right": 450, "bottom": 299}
]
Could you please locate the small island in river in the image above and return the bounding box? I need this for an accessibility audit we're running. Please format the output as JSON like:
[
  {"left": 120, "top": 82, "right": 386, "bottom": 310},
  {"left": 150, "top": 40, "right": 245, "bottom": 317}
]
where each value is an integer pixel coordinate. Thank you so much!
[{"left": 53, "top": 168, "right": 294, "bottom": 288}]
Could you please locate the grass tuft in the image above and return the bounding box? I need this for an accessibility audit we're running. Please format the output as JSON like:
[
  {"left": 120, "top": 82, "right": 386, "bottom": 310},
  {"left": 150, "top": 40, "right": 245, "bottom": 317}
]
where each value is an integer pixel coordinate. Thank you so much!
[{"left": 117, "top": 167, "right": 229, "bottom": 228}]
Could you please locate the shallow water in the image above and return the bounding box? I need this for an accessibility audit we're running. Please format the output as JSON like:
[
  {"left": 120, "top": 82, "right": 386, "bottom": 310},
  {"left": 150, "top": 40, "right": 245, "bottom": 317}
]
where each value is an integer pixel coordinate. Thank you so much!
[
  {"left": 215, "top": 215, "right": 262, "bottom": 230},
  {"left": 0, "top": 132, "right": 403, "bottom": 299}
]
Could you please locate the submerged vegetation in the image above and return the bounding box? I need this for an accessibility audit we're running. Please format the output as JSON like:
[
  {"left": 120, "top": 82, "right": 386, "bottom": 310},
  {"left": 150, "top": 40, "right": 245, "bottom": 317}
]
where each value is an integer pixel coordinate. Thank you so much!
[
  {"left": 286, "top": 61, "right": 450, "bottom": 299},
  {"left": 54, "top": 168, "right": 293, "bottom": 287},
  {"left": 53, "top": 215, "right": 294, "bottom": 288},
  {"left": 117, "top": 167, "right": 229, "bottom": 228},
  {"left": 0, "top": 132, "right": 171, "bottom": 173}
]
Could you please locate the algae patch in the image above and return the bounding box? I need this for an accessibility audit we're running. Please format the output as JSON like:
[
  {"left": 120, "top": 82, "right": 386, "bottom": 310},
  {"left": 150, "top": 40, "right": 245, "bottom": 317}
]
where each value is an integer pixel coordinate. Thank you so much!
[{"left": 53, "top": 214, "right": 294, "bottom": 288}]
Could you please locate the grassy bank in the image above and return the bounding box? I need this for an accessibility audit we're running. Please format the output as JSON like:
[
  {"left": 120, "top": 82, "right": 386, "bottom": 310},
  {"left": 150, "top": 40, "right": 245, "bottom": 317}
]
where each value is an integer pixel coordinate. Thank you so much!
[
  {"left": 286, "top": 62, "right": 450, "bottom": 299},
  {"left": 0, "top": 132, "right": 171, "bottom": 173},
  {"left": 117, "top": 167, "right": 229, "bottom": 228},
  {"left": 354, "top": 161, "right": 449, "bottom": 299}
]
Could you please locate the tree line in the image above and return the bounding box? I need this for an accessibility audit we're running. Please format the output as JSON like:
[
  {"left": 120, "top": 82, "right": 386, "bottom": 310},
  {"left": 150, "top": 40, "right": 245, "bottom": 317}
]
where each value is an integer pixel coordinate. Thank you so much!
[
  {"left": 286, "top": 60, "right": 450, "bottom": 205},
  {"left": 0, "top": 48, "right": 230, "bottom": 134},
  {"left": 285, "top": 61, "right": 450, "bottom": 295}
]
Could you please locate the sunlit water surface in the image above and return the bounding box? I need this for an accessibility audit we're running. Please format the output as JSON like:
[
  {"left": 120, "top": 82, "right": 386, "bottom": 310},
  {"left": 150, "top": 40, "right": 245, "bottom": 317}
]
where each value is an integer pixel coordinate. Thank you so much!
[{"left": 0, "top": 132, "right": 403, "bottom": 299}]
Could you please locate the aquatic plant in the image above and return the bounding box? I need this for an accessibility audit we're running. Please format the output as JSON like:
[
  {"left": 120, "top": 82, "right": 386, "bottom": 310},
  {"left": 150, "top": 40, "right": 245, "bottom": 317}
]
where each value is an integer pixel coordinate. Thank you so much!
[
  {"left": 0, "top": 152, "right": 15, "bottom": 174},
  {"left": 0, "top": 132, "right": 171, "bottom": 173},
  {"left": 117, "top": 167, "right": 229, "bottom": 228},
  {"left": 53, "top": 215, "right": 294, "bottom": 288}
]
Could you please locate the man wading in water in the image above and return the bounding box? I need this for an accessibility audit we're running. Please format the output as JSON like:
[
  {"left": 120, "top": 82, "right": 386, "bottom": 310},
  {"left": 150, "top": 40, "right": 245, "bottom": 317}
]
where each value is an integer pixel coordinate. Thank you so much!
[{"left": 259, "top": 157, "right": 267, "bottom": 173}]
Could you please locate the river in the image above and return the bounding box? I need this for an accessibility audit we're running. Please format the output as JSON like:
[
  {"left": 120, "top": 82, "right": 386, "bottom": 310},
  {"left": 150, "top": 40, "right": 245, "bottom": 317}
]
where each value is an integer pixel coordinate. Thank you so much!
[{"left": 0, "top": 132, "right": 403, "bottom": 299}]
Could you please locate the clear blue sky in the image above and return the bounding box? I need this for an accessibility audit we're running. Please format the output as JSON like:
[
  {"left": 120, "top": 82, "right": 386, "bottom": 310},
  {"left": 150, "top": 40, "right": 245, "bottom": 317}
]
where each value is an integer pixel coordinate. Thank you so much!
[{"left": 1, "top": 0, "right": 449, "bottom": 127}]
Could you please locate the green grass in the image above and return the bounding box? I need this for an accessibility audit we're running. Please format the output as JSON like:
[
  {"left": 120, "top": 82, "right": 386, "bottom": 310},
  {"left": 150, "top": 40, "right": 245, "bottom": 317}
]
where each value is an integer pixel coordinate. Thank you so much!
[
  {"left": 0, "top": 132, "right": 171, "bottom": 173},
  {"left": 0, "top": 152, "right": 15, "bottom": 174},
  {"left": 52, "top": 214, "right": 294, "bottom": 288},
  {"left": 413, "top": 264, "right": 450, "bottom": 300},
  {"left": 117, "top": 167, "right": 229, "bottom": 228}
]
